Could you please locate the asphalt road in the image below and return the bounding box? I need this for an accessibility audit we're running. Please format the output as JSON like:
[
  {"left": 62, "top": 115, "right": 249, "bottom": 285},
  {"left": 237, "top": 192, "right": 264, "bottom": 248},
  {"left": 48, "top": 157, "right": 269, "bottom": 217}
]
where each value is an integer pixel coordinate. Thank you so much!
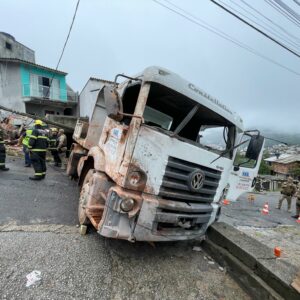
[
  {"left": 0, "top": 156, "right": 78, "bottom": 226},
  {"left": 220, "top": 192, "right": 298, "bottom": 227},
  {"left": 0, "top": 157, "right": 250, "bottom": 300}
]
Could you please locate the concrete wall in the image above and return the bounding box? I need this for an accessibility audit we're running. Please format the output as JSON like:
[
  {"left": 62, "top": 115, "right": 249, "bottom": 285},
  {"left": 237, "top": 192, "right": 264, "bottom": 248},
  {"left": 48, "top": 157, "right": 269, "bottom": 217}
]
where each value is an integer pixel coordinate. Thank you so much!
[
  {"left": 25, "top": 103, "right": 66, "bottom": 116},
  {"left": 0, "top": 32, "right": 35, "bottom": 62},
  {"left": 79, "top": 79, "right": 107, "bottom": 119},
  {"left": 0, "top": 61, "right": 25, "bottom": 112}
]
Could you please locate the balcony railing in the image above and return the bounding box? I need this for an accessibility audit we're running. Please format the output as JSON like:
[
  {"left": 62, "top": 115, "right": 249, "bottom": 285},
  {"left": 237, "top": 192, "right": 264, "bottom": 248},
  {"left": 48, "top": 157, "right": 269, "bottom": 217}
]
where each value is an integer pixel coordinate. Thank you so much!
[{"left": 22, "top": 84, "right": 70, "bottom": 101}]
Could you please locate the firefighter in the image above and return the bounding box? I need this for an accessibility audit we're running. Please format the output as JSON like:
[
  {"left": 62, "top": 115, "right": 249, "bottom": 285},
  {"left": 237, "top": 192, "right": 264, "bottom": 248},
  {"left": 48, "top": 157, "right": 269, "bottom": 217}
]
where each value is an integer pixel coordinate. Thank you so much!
[
  {"left": 28, "top": 120, "right": 49, "bottom": 180},
  {"left": 57, "top": 129, "right": 67, "bottom": 170},
  {"left": 277, "top": 176, "right": 296, "bottom": 212},
  {"left": 48, "top": 128, "right": 61, "bottom": 166},
  {"left": 0, "top": 127, "right": 9, "bottom": 171},
  {"left": 19, "top": 126, "right": 33, "bottom": 167}
]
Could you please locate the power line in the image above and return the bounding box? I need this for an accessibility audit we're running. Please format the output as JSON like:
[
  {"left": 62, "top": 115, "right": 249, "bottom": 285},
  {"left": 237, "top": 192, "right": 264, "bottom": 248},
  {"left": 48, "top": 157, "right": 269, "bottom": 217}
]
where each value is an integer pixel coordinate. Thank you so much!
[
  {"left": 151, "top": 0, "right": 300, "bottom": 76},
  {"left": 47, "top": 0, "right": 81, "bottom": 97},
  {"left": 293, "top": 0, "right": 300, "bottom": 7},
  {"left": 209, "top": 0, "right": 300, "bottom": 58},
  {"left": 273, "top": 0, "right": 300, "bottom": 23},
  {"left": 54, "top": 0, "right": 81, "bottom": 73},
  {"left": 239, "top": 0, "right": 300, "bottom": 44},
  {"left": 264, "top": 0, "right": 300, "bottom": 28},
  {"left": 226, "top": 0, "right": 300, "bottom": 50}
]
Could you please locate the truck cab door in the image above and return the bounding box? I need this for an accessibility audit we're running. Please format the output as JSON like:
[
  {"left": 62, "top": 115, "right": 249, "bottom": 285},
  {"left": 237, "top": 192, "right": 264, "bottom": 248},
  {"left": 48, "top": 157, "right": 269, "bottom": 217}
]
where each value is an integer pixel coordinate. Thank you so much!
[{"left": 226, "top": 134, "right": 265, "bottom": 201}]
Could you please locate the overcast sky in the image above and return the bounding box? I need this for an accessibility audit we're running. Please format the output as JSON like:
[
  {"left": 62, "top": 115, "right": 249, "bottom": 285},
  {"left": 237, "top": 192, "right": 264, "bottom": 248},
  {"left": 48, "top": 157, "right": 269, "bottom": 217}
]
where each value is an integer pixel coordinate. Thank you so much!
[{"left": 1, "top": 0, "right": 300, "bottom": 132}]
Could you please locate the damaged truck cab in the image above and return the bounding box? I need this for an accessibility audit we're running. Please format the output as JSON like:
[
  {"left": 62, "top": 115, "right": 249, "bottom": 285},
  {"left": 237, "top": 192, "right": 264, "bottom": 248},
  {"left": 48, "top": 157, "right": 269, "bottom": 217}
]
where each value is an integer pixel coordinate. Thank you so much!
[{"left": 68, "top": 66, "right": 264, "bottom": 242}]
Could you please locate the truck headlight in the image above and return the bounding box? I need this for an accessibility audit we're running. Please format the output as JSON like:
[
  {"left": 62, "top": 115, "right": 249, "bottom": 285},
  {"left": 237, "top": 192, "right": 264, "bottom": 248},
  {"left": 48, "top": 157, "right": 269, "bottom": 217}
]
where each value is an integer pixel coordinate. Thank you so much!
[{"left": 120, "top": 198, "right": 135, "bottom": 212}]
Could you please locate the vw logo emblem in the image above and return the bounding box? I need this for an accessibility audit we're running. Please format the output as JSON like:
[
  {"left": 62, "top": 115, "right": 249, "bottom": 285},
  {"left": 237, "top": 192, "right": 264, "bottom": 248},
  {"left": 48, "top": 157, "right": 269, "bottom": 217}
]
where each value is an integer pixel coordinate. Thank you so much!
[{"left": 188, "top": 169, "right": 205, "bottom": 192}]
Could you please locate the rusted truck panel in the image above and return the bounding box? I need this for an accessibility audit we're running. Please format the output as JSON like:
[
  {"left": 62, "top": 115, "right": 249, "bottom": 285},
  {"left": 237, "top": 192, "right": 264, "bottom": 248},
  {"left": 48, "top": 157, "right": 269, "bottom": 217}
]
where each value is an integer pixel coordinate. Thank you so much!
[{"left": 68, "top": 66, "right": 265, "bottom": 242}]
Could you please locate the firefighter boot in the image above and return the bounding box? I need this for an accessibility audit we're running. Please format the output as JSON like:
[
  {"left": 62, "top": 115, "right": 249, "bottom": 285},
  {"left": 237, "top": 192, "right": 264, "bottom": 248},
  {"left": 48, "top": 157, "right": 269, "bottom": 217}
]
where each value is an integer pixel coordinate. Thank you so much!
[
  {"left": 29, "top": 176, "right": 43, "bottom": 181},
  {"left": 0, "top": 166, "right": 9, "bottom": 171}
]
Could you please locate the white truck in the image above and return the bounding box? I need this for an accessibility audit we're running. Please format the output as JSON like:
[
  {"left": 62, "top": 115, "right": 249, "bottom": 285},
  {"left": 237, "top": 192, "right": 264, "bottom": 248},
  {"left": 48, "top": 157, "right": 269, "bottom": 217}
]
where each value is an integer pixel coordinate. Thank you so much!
[{"left": 67, "top": 66, "right": 264, "bottom": 242}]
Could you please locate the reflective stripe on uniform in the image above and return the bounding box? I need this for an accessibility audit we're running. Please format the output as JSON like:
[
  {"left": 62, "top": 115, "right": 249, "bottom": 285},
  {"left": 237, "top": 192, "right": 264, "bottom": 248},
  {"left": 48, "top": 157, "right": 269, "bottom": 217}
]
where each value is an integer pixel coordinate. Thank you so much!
[
  {"left": 31, "top": 149, "right": 47, "bottom": 152},
  {"left": 0, "top": 141, "right": 4, "bottom": 144},
  {"left": 29, "top": 135, "right": 37, "bottom": 139},
  {"left": 0, "top": 163, "right": 5, "bottom": 166},
  {"left": 37, "top": 136, "right": 49, "bottom": 139},
  {"left": 35, "top": 173, "right": 44, "bottom": 176}
]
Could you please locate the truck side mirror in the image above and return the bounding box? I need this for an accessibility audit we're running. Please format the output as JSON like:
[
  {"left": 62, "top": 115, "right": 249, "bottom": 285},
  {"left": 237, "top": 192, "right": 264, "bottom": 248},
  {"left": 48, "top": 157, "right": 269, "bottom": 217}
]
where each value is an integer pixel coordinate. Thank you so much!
[
  {"left": 245, "top": 135, "right": 264, "bottom": 161},
  {"left": 101, "top": 86, "right": 123, "bottom": 121}
]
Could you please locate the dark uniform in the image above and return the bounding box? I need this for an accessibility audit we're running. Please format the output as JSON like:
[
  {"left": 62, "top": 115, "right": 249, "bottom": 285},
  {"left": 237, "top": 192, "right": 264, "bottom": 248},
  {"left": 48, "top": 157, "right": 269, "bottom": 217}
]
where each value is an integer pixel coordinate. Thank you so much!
[
  {"left": 28, "top": 126, "right": 49, "bottom": 180},
  {"left": 0, "top": 128, "right": 9, "bottom": 171}
]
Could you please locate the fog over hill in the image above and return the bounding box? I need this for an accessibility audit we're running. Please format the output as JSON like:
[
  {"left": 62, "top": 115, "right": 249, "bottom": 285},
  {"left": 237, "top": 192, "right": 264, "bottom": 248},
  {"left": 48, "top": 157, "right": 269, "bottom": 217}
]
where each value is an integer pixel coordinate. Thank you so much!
[
  {"left": 259, "top": 129, "right": 300, "bottom": 147},
  {"left": 202, "top": 127, "right": 300, "bottom": 147}
]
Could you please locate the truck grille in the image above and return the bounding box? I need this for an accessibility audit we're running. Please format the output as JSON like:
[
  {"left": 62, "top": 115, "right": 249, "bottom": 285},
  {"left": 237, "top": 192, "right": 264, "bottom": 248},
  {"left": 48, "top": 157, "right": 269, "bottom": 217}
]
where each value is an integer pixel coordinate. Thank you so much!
[{"left": 159, "top": 157, "right": 222, "bottom": 203}]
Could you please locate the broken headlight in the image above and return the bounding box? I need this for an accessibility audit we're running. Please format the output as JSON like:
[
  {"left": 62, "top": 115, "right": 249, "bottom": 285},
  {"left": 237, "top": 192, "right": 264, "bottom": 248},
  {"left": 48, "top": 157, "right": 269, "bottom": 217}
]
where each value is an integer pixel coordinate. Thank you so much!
[{"left": 125, "top": 167, "right": 147, "bottom": 191}]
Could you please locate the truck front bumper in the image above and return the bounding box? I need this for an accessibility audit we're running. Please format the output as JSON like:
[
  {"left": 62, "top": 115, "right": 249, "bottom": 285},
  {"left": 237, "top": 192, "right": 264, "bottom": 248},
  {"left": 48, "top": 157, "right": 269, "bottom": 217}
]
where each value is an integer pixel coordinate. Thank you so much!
[{"left": 98, "top": 187, "right": 219, "bottom": 242}]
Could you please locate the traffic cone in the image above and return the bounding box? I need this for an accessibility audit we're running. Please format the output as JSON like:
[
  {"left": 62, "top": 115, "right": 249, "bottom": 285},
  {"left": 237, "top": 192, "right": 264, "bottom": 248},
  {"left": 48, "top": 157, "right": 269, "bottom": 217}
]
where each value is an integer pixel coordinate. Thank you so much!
[
  {"left": 274, "top": 247, "right": 282, "bottom": 258},
  {"left": 296, "top": 216, "right": 300, "bottom": 224},
  {"left": 222, "top": 199, "right": 230, "bottom": 205},
  {"left": 261, "top": 202, "right": 269, "bottom": 215}
]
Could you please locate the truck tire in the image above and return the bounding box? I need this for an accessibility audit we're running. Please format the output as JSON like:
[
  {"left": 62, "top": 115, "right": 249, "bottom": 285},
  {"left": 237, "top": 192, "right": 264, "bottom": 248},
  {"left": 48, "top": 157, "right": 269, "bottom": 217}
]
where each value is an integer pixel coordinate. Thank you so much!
[
  {"left": 78, "top": 169, "right": 95, "bottom": 226},
  {"left": 67, "top": 150, "right": 84, "bottom": 179}
]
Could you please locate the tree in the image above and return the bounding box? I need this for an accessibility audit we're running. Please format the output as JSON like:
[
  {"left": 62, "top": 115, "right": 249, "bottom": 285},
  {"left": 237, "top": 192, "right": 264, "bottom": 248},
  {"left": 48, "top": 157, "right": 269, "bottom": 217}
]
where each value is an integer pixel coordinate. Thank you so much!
[
  {"left": 290, "top": 166, "right": 300, "bottom": 178},
  {"left": 258, "top": 151, "right": 271, "bottom": 175},
  {"left": 259, "top": 159, "right": 271, "bottom": 175}
]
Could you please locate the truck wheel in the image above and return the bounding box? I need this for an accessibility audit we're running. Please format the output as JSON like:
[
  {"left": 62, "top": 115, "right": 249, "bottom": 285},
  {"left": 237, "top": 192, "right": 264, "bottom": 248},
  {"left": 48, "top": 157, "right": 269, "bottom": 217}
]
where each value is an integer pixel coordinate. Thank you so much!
[
  {"left": 78, "top": 169, "right": 94, "bottom": 226},
  {"left": 67, "top": 150, "right": 81, "bottom": 178}
]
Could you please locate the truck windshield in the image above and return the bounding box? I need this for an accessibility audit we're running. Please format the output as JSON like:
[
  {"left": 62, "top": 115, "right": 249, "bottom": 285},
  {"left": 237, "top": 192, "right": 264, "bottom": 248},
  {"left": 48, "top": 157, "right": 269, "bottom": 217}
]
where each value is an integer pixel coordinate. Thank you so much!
[
  {"left": 198, "top": 126, "right": 230, "bottom": 152},
  {"left": 143, "top": 83, "right": 235, "bottom": 158}
]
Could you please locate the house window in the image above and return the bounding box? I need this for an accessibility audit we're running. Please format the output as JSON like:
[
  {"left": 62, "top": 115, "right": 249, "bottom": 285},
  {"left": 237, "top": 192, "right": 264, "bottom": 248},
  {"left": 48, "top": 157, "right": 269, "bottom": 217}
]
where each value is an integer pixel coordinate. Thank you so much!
[
  {"left": 38, "top": 76, "right": 50, "bottom": 98},
  {"left": 5, "top": 42, "right": 12, "bottom": 50}
]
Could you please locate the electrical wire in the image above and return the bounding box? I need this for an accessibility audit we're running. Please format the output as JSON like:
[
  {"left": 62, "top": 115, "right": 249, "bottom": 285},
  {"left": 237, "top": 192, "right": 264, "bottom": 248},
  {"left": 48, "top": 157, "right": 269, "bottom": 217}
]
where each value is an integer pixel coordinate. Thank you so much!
[
  {"left": 209, "top": 0, "right": 300, "bottom": 58},
  {"left": 293, "top": 0, "right": 300, "bottom": 7},
  {"left": 152, "top": 0, "right": 300, "bottom": 76},
  {"left": 239, "top": 0, "right": 300, "bottom": 44},
  {"left": 47, "top": 0, "right": 81, "bottom": 97},
  {"left": 264, "top": 0, "right": 300, "bottom": 28},
  {"left": 226, "top": 0, "right": 300, "bottom": 50},
  {"left": 272, "top": 0, "right": 300, "bottom": 23}
]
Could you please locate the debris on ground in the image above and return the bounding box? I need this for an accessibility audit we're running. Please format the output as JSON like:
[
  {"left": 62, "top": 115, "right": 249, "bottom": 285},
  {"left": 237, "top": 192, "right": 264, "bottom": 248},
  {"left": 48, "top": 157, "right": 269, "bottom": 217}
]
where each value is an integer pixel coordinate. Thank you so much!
[
  {"left": 192, "top": 246, "right": 202, "bottom": 252},
  {"left": 26, "top": 270, "right": 42, "bottom": 287}
]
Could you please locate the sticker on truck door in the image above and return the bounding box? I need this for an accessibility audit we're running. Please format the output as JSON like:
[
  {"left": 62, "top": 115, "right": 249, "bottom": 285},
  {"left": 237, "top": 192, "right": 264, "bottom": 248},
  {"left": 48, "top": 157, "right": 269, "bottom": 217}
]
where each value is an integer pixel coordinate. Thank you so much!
[{"left": 105, "top": 128, "right": 122, "bottom": 158}]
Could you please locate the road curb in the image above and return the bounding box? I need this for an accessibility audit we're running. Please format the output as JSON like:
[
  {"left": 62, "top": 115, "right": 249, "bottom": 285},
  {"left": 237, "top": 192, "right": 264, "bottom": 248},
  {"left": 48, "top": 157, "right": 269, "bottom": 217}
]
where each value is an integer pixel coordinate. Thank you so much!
[{"left": 203, "top": 222, "right": 299, "bottom": 300}]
